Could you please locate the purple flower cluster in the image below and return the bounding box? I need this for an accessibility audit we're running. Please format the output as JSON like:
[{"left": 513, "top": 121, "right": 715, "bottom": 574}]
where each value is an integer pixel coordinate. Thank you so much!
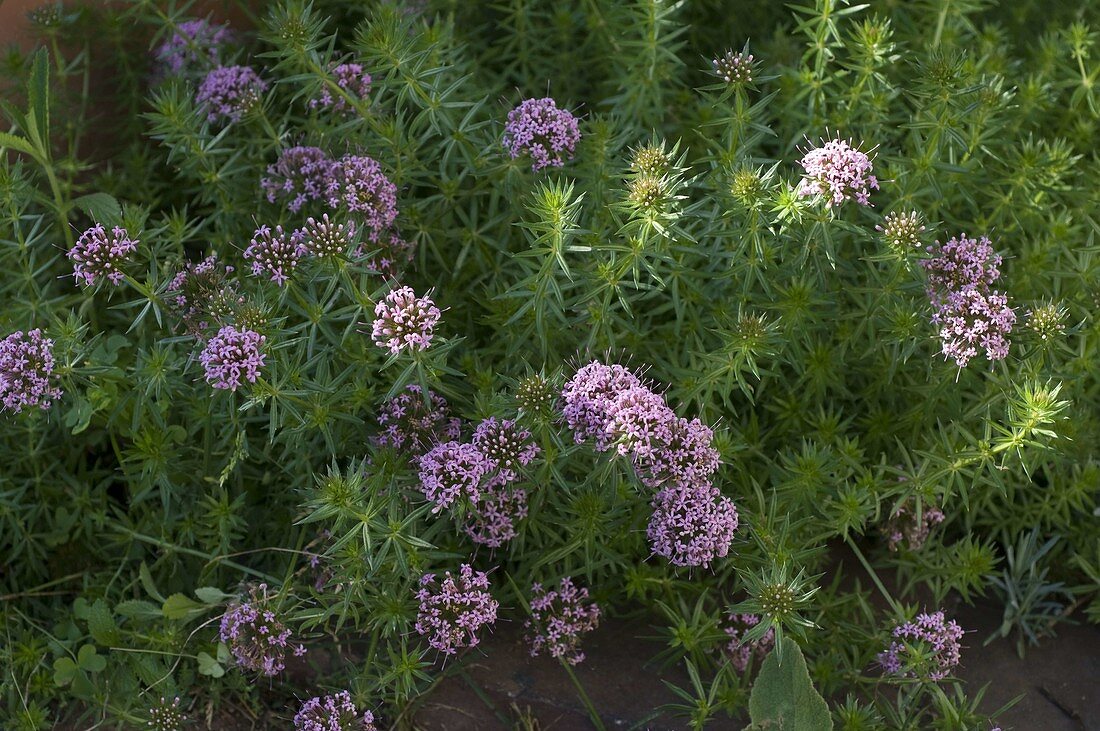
[
  {"left": 525, "top": 578, "right": 600, "bottom": 665},
  {"left": 167, "top": 254, "right": 241, "bottom": 335},
  {"left": 371, "top": 286, "right": 441, "bottom": 355},
  {"left": 330, "top": 155, "right": 399, "bottom": 241},
  {"left": 218, "top": 584, "right": 305, "bottom": 676},
  {"left": 712, "top": 50, "right": 754, "bottom": 85},
  {"left": 722, "top": 613, "right": 775, "bottom": 673},
  {"left": 154, "top": 19, "right": 231, "bottom": 78},
  {"left": 293, "top": 691, "right": 376, "bottom": 731},
  {"left": 245, "top": 225, "right": 306, "bottom": 286},
  {"left": 147, "top": 696, "right": 186, "bottom": 731},
  {"left": 462, "top": 473, "right": 528, "bottom": 548},
  {"left": 69, "top": 224, "right": 138, "bottom": 287},
  {"left": 562, "top": 361, "right": 644, "bottom": 450},
  {"left": 647, "top": 480, "right": 739, "bottom": 568},
  {"left": 200, "top": 325, "right": 266, "bottom": 391},
  {"left": 262, "top": 146, "right": 336, "bottom": 213},
  {"left": 197, "top": 65, "right": 267, "bottom": 123},
  {"left": 414, "top": 564, "right": 499, "bottom": 655},
  {"left": 797, "top": 135, "right": 878, "bottom": 207},
  {"left": 922, "top": 234, "right": 1016, "bottom": 367},
  {"left": 878, "top": 610, "right": 964, "bottom": 681},
  {"left": 301, "top": 214, "right": 357, "bottom": 259},
  {"left": 418, "top": 441, "right": 493, "bottom": 513},
  {"left": 884, "top": 499, "right": 946, "bottom": 552},
  {"left": 1, "top": 329, "right": 62, "bottom": 414},
  {"left": 472, "top": 417, "right": 540, "bottom": 480},
  {"left": 374, "top": 385, "right": 461, "bottom": 456},
  {"left": 503, "top": 97, "right": 581, "bottom": 172},
  {"left": 311, "top": 63, "right": 372, "bottom": 113}
]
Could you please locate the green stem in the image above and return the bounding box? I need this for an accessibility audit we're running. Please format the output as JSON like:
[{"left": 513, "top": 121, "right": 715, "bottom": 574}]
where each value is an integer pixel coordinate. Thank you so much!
[
  {"left": 124, "top": 530, "right": 279, "bottom": 583},
  {"left": 846, "top": 536, "right": 903, "bottom": 616},
  {"left": 562, "top": 660, "right": 607, "bottom": 731}
]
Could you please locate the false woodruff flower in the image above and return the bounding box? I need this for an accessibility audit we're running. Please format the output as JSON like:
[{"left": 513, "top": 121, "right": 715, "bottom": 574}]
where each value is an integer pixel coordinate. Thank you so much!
[
  {"left": 561, "top": 361, "right": 643, "bottom": 450},
  {"left": 329, "top": 155, "right": 399, "bottom": 241},
  {"left": 525, "top": 577, "right": 600, "bottom": 665},
  {"left": 1027, "top": 301, "right": 1068, "bottom": 341},
  {"left": 374, "top": 384, "right": 461, "bottom": 456},
  {"left": 262, "top": 146, "right": 336, "bottom": 213},
  {"left": 414, "top": 564, "right": 499, "bottom": 655},
  {"left": 354, "top": 228, "right": 416, "bottom": 278},
  {"left": 200, "top": 325, "right": 266, "bottom": 391},
  {"left": 463, "top": 473, "right": 528, "bottom": 548},
  {"left": 197, "top": 65, "right": 267, "bottom": 123},
  {"left": 154, "top": 19, "right": 231, "bottom": 78},
  {"left": 245, "top": 224, "right": 306, "bottom": 286},
  {"left": 632, "top": 144, "right": 671, "bottom": 176},
  {"left": 1, "top": 329, "right": 62, "bottom": 414},
  {"left": 797, "top": 135, "right": 878, "bottom": 207},
  {"left": 371, "top": 286, "right": 441, "bottom": 355},
  {"left": 931, "top": 286, "right": 1016, "bottom": 367},
  {"left": 311, "top": 63, "right": 372, "bottom": 113},
  {"left": 218, "top": 583, "right": 305, "bottom": 676},
  {"left": 883, "top": 499, "right": 945, "bottom": 551},
  {"left": 300, "top": 214, "right": 357, "bottom": 259},
  {"left": 876, "top": 210, "right": 926, "bottom": 253},
  {"left": 712, "top": 49, "right": 755, "bottom": 85},
  {"left": 604, "top": 384, "right": 676, "bottom": 462},
  {"left": 147, "top": 696, "right": 186, "bottom": 731},
  {"left": 878, "top": 610, "right": 964, "bottom": 681},
  {"left": 417, "top": 441, "right": 492, "bottom": 513},
  {"left": 167, "top": 254, "right": 240, "bottom": 335},
  {"left": 293, "top": 691, "right": 376, "bottom": 731},
  {"left": 922, "top": 234, "right": 1002, "bottom": 294},
  {"left": 472, "top": 417, "right": 540, "bottom": 480},
  {"left": 647, "top": 480, "right": 738, "bottom": 568},
  {"left": 642, "top": 415, "right": 721, "bottom": 489},
  {"left": 515, "top": 372, "right": 557, "bottom": 419},
  {"left": 503, "top": 97, "right": 581, "bottom": 172},
  {"left": 723, "top": 613, "right": 775, "bottom": 673},
  {"left": 69, "top": 224, "right": 138, "bottom": 287}
]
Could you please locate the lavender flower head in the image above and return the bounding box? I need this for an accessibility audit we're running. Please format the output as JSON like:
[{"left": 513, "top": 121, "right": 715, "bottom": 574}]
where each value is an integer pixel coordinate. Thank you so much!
[
  {"left": 876, "top": 210, "right": 926, "bottom": 253},
  {"left": 329, "top": 155, "right": 399, "bottom": 241},
  {"left": 311, "top": 63, "right": 372, "bottom": 113},
  {"left": 197, "top": 65, "right": 267, "bottom": 123},
  {"left": 922, "top": 234, "right": 1002, "bottom": 294},
  {"left": 878, "top": 610, "right": 964, "bottom": 681},
  {"left": 503, "top": 97, "right": 581, "bottom": 172},
  {"left": 417, "top": 441, "right": 492, "bottom": 513},
  {"left": 463, "top": 474, "right": 528, "bottom": 548},
  {"left": 525, "top": 578, "right": 601, "bottom": 665},
  {"left": 883, "top": 499, "right": 946, "bottom": 551},
  {"left": 200, "top": 325, "right": 266, "bottom": 391},
  {"left": 154, "top": 19, "right": 231, "bottom": 78},
  {"left": 561, "top": 361, "right": 643, "bottom": 450},
  {"left": 167, "top": 254, "right": 240, "bottom": 335},
  {"left": 147, "top": 696, "right": 186, "bottom": 731},
  {"left": 647, "top": 481, "right": 738, "bottom": 568},
  {"left": 293, "top": 691, "right": 376, "bottom": 731},
  {"left": 723, "top": 613, "right": 775, "bottom": 673},
  {"left": 218, "top": 583, "right": 305, "bottom": 676},
  {"left": 371, "top": 286, "right": 441, "bottom": 355},
  {"left": 712, "top": 50, "right": 755, "bottom": 85},
  {"left": 301, "top": 214, "right": 357, "bottom": 259},
  {"left": 69, "top": 224, "right": 138, "bottom": 287},
  {"left": 797, "top": 135, "right": 878, "bottom": 207},
  {"left": 245, "top": 224, "right": 306, "bottom": 286},
  {"left": 415, "top": 564, "right": 499, "bottom": 655},
  {"left": 473, "top": 417, "right": 540, "bottom": 480},
  {"left": 1, "top": 329, "right": 62, "bottom": 414},
  {"left": 262, "top": 146, "right": 336, "bottom": 213},
  {"left": 374, "top": 384, "right": 461, "bottom": 456}
]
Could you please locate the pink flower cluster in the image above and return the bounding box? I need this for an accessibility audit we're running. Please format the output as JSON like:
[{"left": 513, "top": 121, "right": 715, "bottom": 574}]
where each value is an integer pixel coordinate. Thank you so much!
[
  {"left": 218, "top": 584, "right": 305, "bottom": 676},
  {"left": 884, "top": 499, "right": 945, "bottom": 551},
  {"left": 330, "top": 155, "right": 399, "bottom": 241},
  {"left": 371, "top": 286, "right": 441, "bottom": 355},
  {"left": 1, "top": 329, "right": 62, "bottom": 414},
  {"left": 262, "top": 146, "right": 335, "bottom": 213},
  {"left": 311, "top": 63, "right": 372, "bottom": 113},
  {"left": 374, "top": 384, "right": 461, "bottom": 456},
  {"left": 69, "top": 224, "right": 138, "bottom": 287},
  {"left": 922, "top": 234, "right": 1016, "bottom": 367},
  {"left": 244, "top": 225, "right": 306, "bottom": 286},
  {"left": 197, "top": 65, "right": 267, "bottom": 123},
  {"left": 647, "top": 480, "right": 738, "bottom": 568},
  {"left": 414, "top": 564, "right": 499, "bottom": 655},
  {"left": 797, "top": 135, "right": 878, "bottom": 207},
  {"left": 503, "top": 97, "right": 581, "bottom": 172},
  {"left": 301, "top": 214, "right": 357, "bottom": 258},
  {"left": 525, "top": 577, "right": 600, "bottom": 665},
  {"left": 722, "top": 613, "right": 775, "bottom": 673},
  {"left": 418, "top": 441, "right": 493, "bottom": 513},
  {"left": 293, "top": 691, "right": 376, "bottom": 731},
  {"left": 146, "top": 696, "right": 186, "bottom": 731},
  {"left": 167, "top": 254, "right": 241, "bottom": 335},
  {"left": 712, "top": 50, "right": 754, "bottom": 85},
  {"left": 154, "top": 19, "right": 231, "bottom": 78},
  {"left": 200, "top": 325, "right": 266, "bottom": 391},
  {"left": 462, "top": 473, "right": 529, "bottom": 548},
  {"left": 878, "top": 610, "right": 964, "bottom": 681}
]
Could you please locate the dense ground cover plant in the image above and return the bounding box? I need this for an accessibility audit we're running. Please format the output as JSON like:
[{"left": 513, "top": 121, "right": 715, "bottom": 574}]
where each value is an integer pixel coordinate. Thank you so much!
[{"left": 1, "top": 0, "right": 1099, "bottom": 728}]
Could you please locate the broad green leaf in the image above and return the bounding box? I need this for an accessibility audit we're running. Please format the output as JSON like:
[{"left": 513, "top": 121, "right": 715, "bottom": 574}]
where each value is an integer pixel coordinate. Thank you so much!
[
  {"left": 76, "top": 644, "right": 106, "bottom": 673},
  {"left": 0, "top": 131, "right": 37, "bottom": 157},
  {"left": 73, "top": 193, "right": 122, "bottom": 226},
  {"left": 747, "top": 636, "right": 832, "bottom": 731},
  {"left": 139, "top": 562, "right": 165, "bottom": 602},
  {"left": 116, "top": 599, "right": 160, "bottom": 619},
  {"left": 52, "top": 657, "right": 77, "bottom": 686},
  {"left": 197, "top": 651, "right": 225, "bottom": 678},
  {"left": 194, "top": 586, "right": 232, "bottom": 604},
  {"left": 86, "top": 599, "right": 121, "bottom": 646},
  {"left": 161, "top": 593, "right": 204, "bottom": 621}
]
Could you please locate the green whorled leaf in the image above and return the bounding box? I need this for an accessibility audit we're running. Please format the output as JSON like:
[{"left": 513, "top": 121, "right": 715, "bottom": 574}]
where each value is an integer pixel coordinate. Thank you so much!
[
  {"left": 73, "top": 192, "right": 123, "bottom": 226},
  {"left": 161, "top": 593, "right": 205, "bottom": 621},
  {"left": 197, "top": 651, "right": 225, "bottom": 678},
  {"left": 747, "top": 636, "right": 832, "bottom": 731},
  {"left": 86, "top": 599, "right": 121, "bottom": 646}
]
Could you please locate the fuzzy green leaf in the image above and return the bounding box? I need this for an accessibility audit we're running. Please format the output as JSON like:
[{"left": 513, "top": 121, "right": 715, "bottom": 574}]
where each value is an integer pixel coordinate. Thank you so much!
[{"left": 747, "top": 636, "right": 832, "bottom": 730}]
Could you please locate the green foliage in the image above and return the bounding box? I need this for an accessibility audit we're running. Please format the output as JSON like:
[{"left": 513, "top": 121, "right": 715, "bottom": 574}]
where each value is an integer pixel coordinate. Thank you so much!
[{"left": 748, "top": 636, "right": 833, "bottom": 731}]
